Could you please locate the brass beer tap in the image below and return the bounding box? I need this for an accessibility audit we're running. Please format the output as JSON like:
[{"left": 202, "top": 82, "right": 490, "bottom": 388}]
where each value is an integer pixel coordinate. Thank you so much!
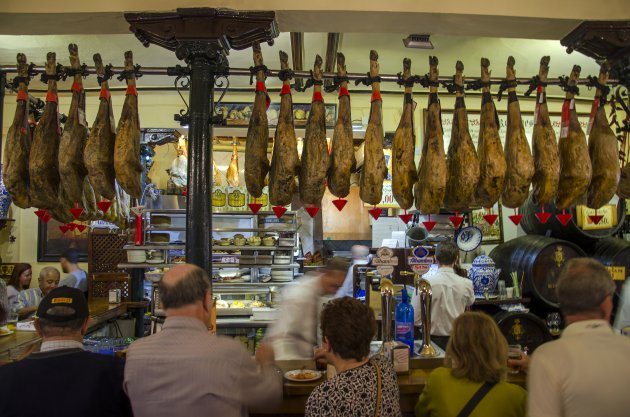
[{"left": 417, "top": 277, "right": 437, "bottom": 357}]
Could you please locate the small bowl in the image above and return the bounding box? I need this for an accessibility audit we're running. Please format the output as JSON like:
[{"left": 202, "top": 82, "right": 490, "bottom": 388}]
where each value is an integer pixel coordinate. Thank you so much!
[
  {"left": 262, "top": 237, "right": 276, "bottom": 246},
  {"left": 234, "top": 237, "right": 246, "bottom": 246},
  {"left": 144, "top": 272, "right": 163, "bottom": 283},
  {"left": 248, "top": 236, "right": 262, "bottom": 246},
  {"left": 218, "top": 238, "right": 232, "bottom": 246}
]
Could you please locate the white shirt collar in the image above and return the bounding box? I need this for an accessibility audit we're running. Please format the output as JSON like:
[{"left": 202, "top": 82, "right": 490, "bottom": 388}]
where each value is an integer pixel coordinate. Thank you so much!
[
  {"left": 562, "top": 319, "right": 613, "bottom": 338},
  {"left": 40, "top": 340, "right": 85, "bottom": 352}
]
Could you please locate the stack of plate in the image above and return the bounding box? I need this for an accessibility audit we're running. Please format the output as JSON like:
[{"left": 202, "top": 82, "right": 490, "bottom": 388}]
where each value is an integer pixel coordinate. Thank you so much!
[
  {"left": 127, "top": 250, "right": 146, "bottom": 263},
  {"left": 270, "top": 269, "right": 293, "bottom": 282}
]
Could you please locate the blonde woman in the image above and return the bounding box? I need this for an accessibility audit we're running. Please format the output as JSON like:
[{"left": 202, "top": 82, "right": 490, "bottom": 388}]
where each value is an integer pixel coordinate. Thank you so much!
[{"left": 415, "top": 312, "right": 526, "bottom": 417}]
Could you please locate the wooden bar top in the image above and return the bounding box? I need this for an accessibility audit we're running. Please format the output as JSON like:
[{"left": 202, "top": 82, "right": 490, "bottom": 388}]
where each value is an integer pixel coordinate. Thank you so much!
[
  {"left": 252, "top": 359, "right": 526, "bottom": 415},
  {"left": 0, "top": 300, "right": 144, "bottom": 357}
]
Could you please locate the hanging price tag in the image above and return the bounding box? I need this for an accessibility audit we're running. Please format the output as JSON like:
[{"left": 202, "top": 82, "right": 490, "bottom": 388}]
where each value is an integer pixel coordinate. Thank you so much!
[{"left": 560, "top": 99, "right": 571, "bottom": 138}]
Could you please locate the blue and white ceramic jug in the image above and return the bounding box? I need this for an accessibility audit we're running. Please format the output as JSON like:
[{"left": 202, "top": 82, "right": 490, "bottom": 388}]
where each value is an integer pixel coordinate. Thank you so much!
[
  {"left": 0, "top": 165, "right": 12, "bottom": 218},
  {"left": 468, "top": 255, "right": 501, "bottom": 297}
]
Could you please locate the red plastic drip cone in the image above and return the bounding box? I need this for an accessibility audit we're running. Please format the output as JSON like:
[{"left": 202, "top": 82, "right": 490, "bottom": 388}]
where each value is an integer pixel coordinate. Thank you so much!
[
  {"left": 368, "top": 208, "right": 382, "bottom": 220},
  {"left": 34, "top": 209, "right": 48, "bottom": 220},
  {"left": 69, "top": 202, "right": 84, "bottom": 220},
  {"left": 399, "top": 213, "right": 413, "bottom": 224},
  {"left": 59, "top": 225, "right": 69, "bottom": 234},
  {"left": 556, "top": 210, "right": 572, "bottom": 226},
  {"left": 588, "top": 214, "right": 604, "bottom": 225},
  {"left": 272, "top": 206, "right": 287, "bottom": 218},
  {"left": 248, "top": 203, "right": 263, "bottom": 214},
  {"left": 332, "top": 199, "right": 348, "bottom": 212},
  {"left": 509, "top": 214, "right": 524, "bottom": 225},
  {"left": 535, "top": 211, "right": 552, "bottom": 224},
  {"left": 449, "top": 215, "right": 465, "bottom": 228},
  {"left": 76, "top": 224, "right": 87, "bottom": 233},
  {"left": 483, "top": 214, "right": 498, "bottom": 225},
  {"left": 305, "top": 206, "right": 320, "bottom": 218},
  {"left": 96, "top": 201, "right": 112, "bottom": 213}
]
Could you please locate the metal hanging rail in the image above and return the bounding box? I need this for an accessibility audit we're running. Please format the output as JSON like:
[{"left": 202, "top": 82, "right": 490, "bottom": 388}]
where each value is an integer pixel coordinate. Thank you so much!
[{"left": 0, "top": 64, "right": 620, "bottom": 87}]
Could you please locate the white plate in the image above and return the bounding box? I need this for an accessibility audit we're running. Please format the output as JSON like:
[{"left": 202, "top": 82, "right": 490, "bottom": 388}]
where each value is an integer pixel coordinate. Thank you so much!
[
  {"left": 284, "top": 369, "right": 322, "bottom": 382},
  {"left": 146, "top": 259, "right": 166, "bottom": 264},
  {"left": 456, "top": 226, "right": 483, "bottom": 252},
  {"left": 0, "top": 327, "right": 15, "bottom": 337},
  {"left": 475, "top": 294, "right": 499, "bottom": 300}
]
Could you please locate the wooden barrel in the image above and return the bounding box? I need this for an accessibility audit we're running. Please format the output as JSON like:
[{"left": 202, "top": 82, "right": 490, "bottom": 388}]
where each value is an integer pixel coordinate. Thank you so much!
[
  {"left": 494, "top": 311, "right": 553, "bottom": 353},
  {"left": 489, "top": 235, "right": 586, "bottom": 308},
  {"left": 591, "top": 237, "right": 630, "bottom": 296},
  {"left": 518, "top": 193, "right": 626, "bottom": 246}
]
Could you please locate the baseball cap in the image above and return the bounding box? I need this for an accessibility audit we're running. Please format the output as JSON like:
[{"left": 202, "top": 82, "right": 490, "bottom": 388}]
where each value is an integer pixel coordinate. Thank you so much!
[{"left": 36, "top": 286, "right": 89, "bottom": 322}]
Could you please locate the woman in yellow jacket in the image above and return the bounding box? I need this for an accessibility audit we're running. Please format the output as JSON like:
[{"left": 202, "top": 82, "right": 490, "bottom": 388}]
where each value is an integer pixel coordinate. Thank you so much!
[{"left": 415, "top": 312, "right": 526, "bottom": 417}]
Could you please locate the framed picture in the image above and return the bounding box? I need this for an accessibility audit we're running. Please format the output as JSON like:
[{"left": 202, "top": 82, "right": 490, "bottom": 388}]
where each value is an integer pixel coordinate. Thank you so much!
[
  {"left": 471, "top": 204, "right": 504, "bottom": 244},
  {"left": 220, "top": 102, "right": 337, "bottom": 128},
  {"left": 37, "top": 219, "right": 89, "bottom": 262}
]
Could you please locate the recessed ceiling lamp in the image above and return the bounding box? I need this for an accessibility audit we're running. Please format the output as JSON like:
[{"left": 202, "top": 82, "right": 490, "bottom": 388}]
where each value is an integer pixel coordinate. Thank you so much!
[{"left": 403, "top": 34, "right": 433, "bottom": 49}]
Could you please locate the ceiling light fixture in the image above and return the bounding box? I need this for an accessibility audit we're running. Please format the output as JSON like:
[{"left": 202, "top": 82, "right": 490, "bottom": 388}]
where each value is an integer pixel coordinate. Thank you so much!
[{"left": 403, "top": 34, "right": 434, "bottom": 49}]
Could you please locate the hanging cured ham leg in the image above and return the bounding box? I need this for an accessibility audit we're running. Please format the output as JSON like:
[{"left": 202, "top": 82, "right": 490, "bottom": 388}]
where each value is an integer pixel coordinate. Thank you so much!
[
  {"left": 114, "top": 51, "right": 143, "bottom": 198},
  {"left": 328, "top": 52, "right": 356, "bottom": 199},
  {"left": 391, "top": 58, "right": 417, "bottom": 210},
  {"left": 85, "top": 53, "right": 116, "bottom": 200},
  {"left": 29, "top": 52, "right": 61, "bottom": 209},
  {"left": 556, "top": 65, "right": 592, "bottom": 210},
  {"left": 360, "top": 50, "right": 387, "bottom": 205},
  {"left": 226, "top": 141, "right": 239, "bottom": 187},
  {"left": 4, "top": 53, "right": 32, "bottom": 208},
  {"left": 414, "top": 56, "right": 446, "bottom": 214},
  {"left": 474, "top": 58, "right": 506, "bottom": 208},
  {"left": 587, "top": 62, "right": 620, "bottom": 209},
  {"left": 269, "top": 50, "right": 300, "bottom": 206},
  {"left": 501, "top": 56, "right": 534, "bottom": 208},
  {"left": 59, "top": 44, "right": 90, "bottom": 211},
  {"left": 245, "top": 42, "right": 270, "bottom": 198},
  {"left": 299, "top": 55, "right": 329, "bottom": 206},
  {"left": 444, "top": 61, "right": 479, "bottom": 212},
  {"left": 531, "top": 56, "right": 560, "bottom": 206}
]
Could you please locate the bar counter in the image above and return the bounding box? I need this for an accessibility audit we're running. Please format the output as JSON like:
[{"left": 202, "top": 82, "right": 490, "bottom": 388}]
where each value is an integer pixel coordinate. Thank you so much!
[
  {"left": 0, "top": 300, "right": 146, "bottom": 357},
  {"left": 252, "top": 359, "right": 527, "bottom": 415}
]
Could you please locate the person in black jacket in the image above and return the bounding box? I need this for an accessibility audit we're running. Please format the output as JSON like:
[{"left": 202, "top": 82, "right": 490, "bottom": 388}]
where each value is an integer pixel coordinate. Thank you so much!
[{"left": 0, "top": 286, "right": 133, "bottom": 417}]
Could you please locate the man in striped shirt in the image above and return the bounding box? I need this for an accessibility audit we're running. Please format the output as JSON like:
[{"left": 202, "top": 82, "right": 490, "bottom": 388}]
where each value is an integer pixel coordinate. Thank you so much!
[{"left": 16, "top": 266, "right": 60, "bottom": 319}]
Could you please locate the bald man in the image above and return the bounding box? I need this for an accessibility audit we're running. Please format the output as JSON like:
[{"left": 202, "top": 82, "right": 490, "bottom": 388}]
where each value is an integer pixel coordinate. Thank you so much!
[
  {"left": 16, "top": 266, "right": 60, "bottom": 319},
  {"left": 124, "top": 264, "right": 282, "bottom": 417}
]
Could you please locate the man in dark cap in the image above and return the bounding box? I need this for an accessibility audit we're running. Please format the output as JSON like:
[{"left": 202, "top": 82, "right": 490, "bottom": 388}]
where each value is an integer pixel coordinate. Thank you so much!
[{"left": 0, "top": 286, "right": 132, "bottom": 417}]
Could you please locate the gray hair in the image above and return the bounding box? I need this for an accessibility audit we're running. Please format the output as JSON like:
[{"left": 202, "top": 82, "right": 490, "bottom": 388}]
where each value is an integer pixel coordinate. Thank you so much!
[
  {"left": 159, "top": 266, "right": 211, "bottom": 309},
  {"left": 435, "top": 241, "right": 459, "bottom": 266},
  {"left": 38, "top": 306, "right": 85, "bottom": 337},
  {"left": 39, "top": 266, "right": 60, "bottom": 279},
  {"left": 556, "top": 258, "right": 616, "bottom": 316}
]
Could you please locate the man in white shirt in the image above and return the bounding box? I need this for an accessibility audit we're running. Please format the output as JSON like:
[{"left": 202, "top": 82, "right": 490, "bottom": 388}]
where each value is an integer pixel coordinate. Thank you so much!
[
  {"left": 59, "top": 249, "right": 88, "bottom": 295},
  {"left": 267, "top": 257, "right": 349, "bottom": 360},
  {"left": 412, "top": 241, "right": 474, "bottom": 350},
  {"left": 528, "top": 258, "right": 630, "bottom": 417},
  {"left": 16, "top": 266, "right": 60, "bottom": 319},
  {"left": 335, "top": 245, "right": 370, "bottom": 298}
]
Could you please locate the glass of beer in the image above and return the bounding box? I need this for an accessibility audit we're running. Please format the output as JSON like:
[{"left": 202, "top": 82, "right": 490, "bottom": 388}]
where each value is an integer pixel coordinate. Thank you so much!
[
  {"left": 507, "top": 344, "right": 523, "bottom": 374},
  {"left": 7, "top": 311, "right": 18, "bottom": 331}
]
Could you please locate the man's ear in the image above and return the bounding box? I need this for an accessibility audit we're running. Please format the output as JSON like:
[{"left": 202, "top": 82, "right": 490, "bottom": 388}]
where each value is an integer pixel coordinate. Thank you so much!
[
  {"left": 80, "top": 318, "right": 90, "bottom": 335},
  {"left": 600, "top": 294, "right": 614, "bottom": 322},
  {"left": 202, "top": 290, "right": 212, "bottom": 313},
  {"left": 34, "top": 318, "right": 43, "bottom": 337}
]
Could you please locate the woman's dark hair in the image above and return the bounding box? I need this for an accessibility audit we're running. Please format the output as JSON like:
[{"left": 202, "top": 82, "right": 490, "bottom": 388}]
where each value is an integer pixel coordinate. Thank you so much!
[
  {"left": 320, "top": 297, "right": 376, "bottom": 361},
  {"left": 8, "top": 263, "right": 32, "bottom": 290}
]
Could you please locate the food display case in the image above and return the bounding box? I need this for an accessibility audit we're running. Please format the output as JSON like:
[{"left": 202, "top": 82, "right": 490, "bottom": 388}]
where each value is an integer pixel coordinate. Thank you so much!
[{"left": 119, "top": 209, "right": 300, "bottom": 339}]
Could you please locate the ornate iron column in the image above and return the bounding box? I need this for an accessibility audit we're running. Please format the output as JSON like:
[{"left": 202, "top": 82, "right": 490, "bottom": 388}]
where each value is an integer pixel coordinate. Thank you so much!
[{"left": 125, "top": 8, "right": 278, "bottom": 273}]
